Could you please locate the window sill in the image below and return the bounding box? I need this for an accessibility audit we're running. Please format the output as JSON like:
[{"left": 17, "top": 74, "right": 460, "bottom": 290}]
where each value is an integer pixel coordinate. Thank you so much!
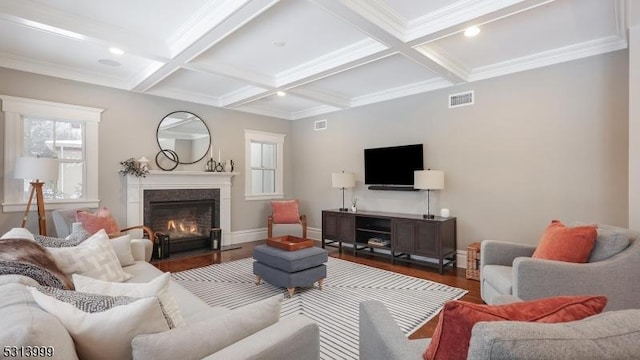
[
  {"left": 2, "top": 199, "right": 100, "bottom": 213},
  {"left": 244, "top": 193, "right": 284, "bottom": 201}
]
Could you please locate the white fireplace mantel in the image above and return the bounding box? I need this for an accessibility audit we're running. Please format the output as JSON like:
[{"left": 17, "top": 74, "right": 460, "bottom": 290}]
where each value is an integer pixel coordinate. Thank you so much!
[{"left": 125, "top": 171, "right": 237, "bottom": 247}]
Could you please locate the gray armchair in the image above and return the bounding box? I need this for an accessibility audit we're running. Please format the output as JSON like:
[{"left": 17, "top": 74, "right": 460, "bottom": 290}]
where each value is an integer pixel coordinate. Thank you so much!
[
  {"left": 480, "top": 224, "right": 640, "bottom": 311},
  {"left": 359, "top": 300, "right": 640, "bottom": 360}
]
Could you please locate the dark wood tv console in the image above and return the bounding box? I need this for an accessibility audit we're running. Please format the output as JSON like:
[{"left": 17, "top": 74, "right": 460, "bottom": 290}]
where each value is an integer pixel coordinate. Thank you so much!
[{"left": 321, "top": 209, "right": 457, "bottom": 274}]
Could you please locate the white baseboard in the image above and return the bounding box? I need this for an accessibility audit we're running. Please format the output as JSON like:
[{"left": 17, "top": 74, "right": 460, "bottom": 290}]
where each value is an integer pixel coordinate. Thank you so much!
[
  {"left": 457, "top": 250, "right": 467, "bottom": 269},
  {"left": 228, "top": 227, "right": 470, "bottom": 269},
  {"left": 228, "top": 228, "right": 267, "bottom": 244},
  {"left": 307, "top": 227, "right": 321, "bottom": 240}
]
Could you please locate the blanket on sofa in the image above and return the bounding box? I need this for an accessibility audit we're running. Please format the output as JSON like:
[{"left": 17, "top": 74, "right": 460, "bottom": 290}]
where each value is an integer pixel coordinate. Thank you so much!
[{"left": 0, "top": 238, "right": 74, "bottom": 289}]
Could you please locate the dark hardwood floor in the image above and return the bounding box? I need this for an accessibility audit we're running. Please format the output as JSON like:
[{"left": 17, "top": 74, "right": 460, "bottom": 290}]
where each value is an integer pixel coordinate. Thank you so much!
[{"left": 153, "top": 240, "right": 482, "bottom": 339}]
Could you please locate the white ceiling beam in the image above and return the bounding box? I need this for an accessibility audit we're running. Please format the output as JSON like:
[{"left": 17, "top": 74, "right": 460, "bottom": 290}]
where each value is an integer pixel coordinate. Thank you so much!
[
  {"left": 185, "top": 62, "right": 276, "bottom": 88},
  {"left": 405, "top": 0, "right": 553, "bottom": 42},
  {"left": 313, "top": 0, "right": 557, "bottom": 85},
  {"left": 0, "top": 0, "right": 169, "bottom": 62},
  {"left": 166, "top": 0, "right": 254, "bottom": 57},
  {"left": 288, "top": 88, "right": 352, "bottom": 109},
  {"left": 225, "top": 49, "right": 396, "bottom": 108},
  {"left": 275, "top": 38, "right": 387, "bottom": 87},
  {"left": 406, "top": 0, "right": 556, "bottom": 47},
  {"left": 133, "top": 0, "right": 279, "bottom": 92},
  {"left": 310, "top": 0, "right": 466, "bottom": 84}
]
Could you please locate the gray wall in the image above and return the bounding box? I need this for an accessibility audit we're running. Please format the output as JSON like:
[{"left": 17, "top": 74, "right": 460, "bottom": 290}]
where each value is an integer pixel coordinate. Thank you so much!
[
  {"left": 0, "top": 50, "right": 630, "bottom": 250},
  {"left": 292, "top": 50, "right": 629, "bottom": 249},
  {"left": 0, "top": 67, "right": 293, "bottom": 235}
]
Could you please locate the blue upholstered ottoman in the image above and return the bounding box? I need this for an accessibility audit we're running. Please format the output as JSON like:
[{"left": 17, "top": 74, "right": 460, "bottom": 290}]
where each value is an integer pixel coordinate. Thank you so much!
[{"left": 253, "top": 244, "right": 328, "bottom": 296}]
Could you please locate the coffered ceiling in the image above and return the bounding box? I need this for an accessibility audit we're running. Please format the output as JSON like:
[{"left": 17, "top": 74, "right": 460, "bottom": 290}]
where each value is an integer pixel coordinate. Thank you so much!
[{"left": 0, "top": 0, "right": 627, "bottom": 120}]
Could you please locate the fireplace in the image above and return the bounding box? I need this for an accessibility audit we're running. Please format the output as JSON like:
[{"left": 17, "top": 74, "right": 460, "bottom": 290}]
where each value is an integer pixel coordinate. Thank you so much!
[
  {"left": 125, "top": 171, "right": 235, "bottom": 251},
  {"left": 144, "top": 188, "right": 220, "bottom": 255}
]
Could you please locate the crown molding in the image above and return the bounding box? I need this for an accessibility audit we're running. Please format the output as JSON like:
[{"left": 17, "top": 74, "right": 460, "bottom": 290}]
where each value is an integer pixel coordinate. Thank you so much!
[
  {"left": 125, "top": 61, "right": 165, "bottom": 90},
  {"left": 0, "top": 51, "right": 132, "bottom": 90},
  {"left": 291, "top": 104, "right": 342, "bottom": 120},
  {"left": 219, "top": 86, "right": 269, "bottom": 107},
  {"left": 232, "top": 103, "right": 294, "bottom": 120},
  {"left": 351, "top": 78, "right": 452, "bottom": 108},
  {"left": 470, "top": 35, "right": 628, "bottom": 82},
  {"left": 0, "top": 1, "right": 168, "bottom": 60}
]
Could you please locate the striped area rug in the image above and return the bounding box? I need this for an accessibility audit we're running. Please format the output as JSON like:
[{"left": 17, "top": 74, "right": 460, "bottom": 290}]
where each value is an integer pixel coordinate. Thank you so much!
[{"left": 172, "top": 257, "right": 467, "bottom": 359}]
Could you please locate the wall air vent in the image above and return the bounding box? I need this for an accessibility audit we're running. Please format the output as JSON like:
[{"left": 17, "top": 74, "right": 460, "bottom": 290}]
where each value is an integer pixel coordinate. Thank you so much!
[
  {"left": 449, "top": 90, "right": 474, "bottom": 108},
  {"left": 314, "top": 119, "right": 327, "bottom": 131}
]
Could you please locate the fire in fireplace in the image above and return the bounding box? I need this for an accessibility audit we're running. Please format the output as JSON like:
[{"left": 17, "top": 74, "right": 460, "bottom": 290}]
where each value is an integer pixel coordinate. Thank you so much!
[
  {"left": 166, "top": 219, "right": 200, "bottom": 239},
  {"left": 143, "top": 188, "right": 220, "bottom": 256},
  {"left": 149, "top": 199, "right": 213, "bottom": 253}
]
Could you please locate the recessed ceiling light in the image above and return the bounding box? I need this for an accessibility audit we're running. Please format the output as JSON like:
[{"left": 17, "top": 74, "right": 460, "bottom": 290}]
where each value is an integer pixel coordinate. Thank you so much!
[
  {"left": 273, "top": 41, "right": 286, "bottom": 47},
  {"left": 464, "top": 26, "right": 480, "bottom": 37},
  {"left": 98, "top": 59, "right": 121, "bottom": 67},
  {"left": 276, "top": 91, "right": 286, "bottom": 97},
  {"left": 109, "top": 47, "right": 124, "bottom": 55}
]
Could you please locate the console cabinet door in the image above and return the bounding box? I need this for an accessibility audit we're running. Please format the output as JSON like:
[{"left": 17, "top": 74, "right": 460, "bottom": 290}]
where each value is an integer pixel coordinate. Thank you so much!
[
  {"left": 392, "top": 220, "right": 415, "bottom": 252},
  {"left": 323, "top": 212, "right": 354, "bottom": 243},
  {"left": 415, "top": 221, "right": 439, "bottom": 257},
  {"left": 323, "top": 212, "right": 339, "bottom": 240},
  {"left": 337, "top": 214, "right": 355, "bottom": 243}
]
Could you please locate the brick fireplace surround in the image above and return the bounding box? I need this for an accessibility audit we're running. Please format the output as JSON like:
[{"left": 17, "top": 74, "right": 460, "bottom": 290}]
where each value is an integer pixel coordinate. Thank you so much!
[{"left": 125, "top": 171, "right": 235, "bottom": 249}]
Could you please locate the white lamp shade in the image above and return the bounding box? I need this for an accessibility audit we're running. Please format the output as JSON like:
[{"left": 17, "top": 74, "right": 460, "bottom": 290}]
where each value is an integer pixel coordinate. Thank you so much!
[
  {"left": 14, "top": 157, "right": 59, "bottom": 181},
  {"left": 332, "top": 172, "right": 356, "bottom": 188},
  {"left": 414, "top": 170, "right": 444, "bottom": 190}
]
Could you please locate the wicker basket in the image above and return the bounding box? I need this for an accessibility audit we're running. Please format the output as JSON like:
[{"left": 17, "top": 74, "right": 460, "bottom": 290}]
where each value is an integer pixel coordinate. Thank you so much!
[{"left": 466, "top": 242, "right": 481, "bottom": 281}]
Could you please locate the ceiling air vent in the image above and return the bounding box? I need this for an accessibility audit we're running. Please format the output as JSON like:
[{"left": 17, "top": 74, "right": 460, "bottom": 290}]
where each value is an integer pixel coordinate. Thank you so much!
[
  {"left": 449, "top": 90, "right": 474, "bottom": 108},
  {"left": 314, "top": 119, "right": 327, "bottom": 131}
]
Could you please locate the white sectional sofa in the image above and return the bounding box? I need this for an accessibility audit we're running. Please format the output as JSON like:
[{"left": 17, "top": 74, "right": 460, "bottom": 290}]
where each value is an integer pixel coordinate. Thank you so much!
[{"left": 0, "top": 234, "right": 320, "bottom": 360}]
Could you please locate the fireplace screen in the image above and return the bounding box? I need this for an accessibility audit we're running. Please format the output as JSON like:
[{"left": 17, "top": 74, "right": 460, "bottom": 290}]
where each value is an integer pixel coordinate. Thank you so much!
[{"left": 149, "top": 199, "right": 214, "bottom": 253}]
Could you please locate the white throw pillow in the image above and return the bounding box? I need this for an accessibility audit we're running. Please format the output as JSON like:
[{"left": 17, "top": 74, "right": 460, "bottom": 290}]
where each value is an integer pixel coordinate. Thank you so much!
[
  {"left": 29, "top": 287, "right": 169, "bottom": 360},
  {"left": 73, "top": 272, "right": 185, "bottom": 327},
  {"left": 47, "top": 229, "right": 132, "bottom": 282},
  {"left": 110, "top": 234, "right": 136, "bottom": 267},
  {"left": 1, "top": 227, "right": 35, "bottom": 241},
  {"left": 131, "top": 295, "right": 283, "bottom": 360}
]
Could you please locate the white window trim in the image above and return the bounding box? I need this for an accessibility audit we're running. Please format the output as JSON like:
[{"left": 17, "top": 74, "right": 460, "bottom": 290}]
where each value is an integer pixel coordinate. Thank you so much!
[
  {"left": 244, "top": 129, "right": 285, "bottom": 201},
  {"left": 1, "top": 95, "right": 103, "bottom": 212}
]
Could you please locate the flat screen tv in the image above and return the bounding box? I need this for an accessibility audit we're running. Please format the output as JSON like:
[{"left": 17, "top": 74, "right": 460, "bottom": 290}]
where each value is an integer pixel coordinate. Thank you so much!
[{"left": 364, "top": 144, "right": 423, "bottom": 187}]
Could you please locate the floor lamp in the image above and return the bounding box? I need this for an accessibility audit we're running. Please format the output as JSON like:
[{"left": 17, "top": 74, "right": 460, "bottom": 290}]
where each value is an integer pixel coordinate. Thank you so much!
[
  {"left": 414, "top": 169, "right": 445, "bottom": 219},
  {"left": 14, "top": 157, "right": 59, "bottom": 235},
  {"left": 332, "top": 171, "right": 356, "bottom": 211}
]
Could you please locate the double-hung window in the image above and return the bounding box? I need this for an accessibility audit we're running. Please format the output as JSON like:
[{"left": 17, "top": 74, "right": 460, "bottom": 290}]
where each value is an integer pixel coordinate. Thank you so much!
[
  {"left": 244, "top": 130, "right": 285, "bottom": 200},
  {"left": 1, "top": 95, "right": 102, "bottom": 212},
  {"left": 23, "top": 116, "right": 84, "bottom": 199}
]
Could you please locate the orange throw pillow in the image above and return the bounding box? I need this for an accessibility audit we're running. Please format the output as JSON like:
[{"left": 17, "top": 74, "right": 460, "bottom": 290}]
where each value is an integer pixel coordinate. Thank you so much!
[
  {"left": 423, "top": 295, "right": 607, "bottom": 360},
  {"left": 76, "top": 208, "right": 120, "bottom": 235},
  {"left": 271, "top": 200, "right": 300, "bottom": 224},
  {"left": 531, "top": 220, "right": 597, "bottom": 263}
]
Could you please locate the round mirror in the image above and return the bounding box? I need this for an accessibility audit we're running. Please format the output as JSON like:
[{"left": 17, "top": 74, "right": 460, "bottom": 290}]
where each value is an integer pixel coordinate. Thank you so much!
[{"left": 156, "top": 111, "right": 211, "bottom": 165}]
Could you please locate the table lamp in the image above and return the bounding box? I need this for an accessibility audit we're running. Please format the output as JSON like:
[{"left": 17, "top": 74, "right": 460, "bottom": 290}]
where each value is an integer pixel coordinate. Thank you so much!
[
  {"left": 14, "top": 157, "right": 60, "bottom": 235},
  {"left": 332, "top": 172, "right": 356, "bottom": 211},
  {"left": 414, "top": 169, "right": 444, "bottom": 219}
]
